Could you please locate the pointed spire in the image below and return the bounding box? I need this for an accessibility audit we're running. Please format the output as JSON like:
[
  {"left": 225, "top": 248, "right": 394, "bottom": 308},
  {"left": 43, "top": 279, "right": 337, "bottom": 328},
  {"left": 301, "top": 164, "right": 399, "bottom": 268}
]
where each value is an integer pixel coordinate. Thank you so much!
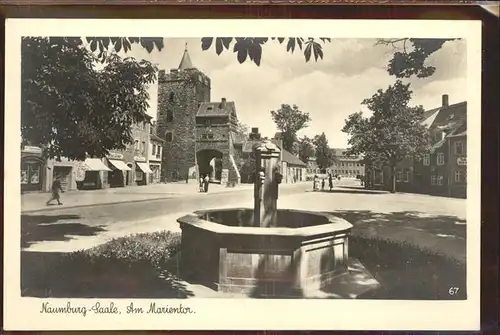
[{"left": 178, "top": 42, "right": 194, "bottom": 70}]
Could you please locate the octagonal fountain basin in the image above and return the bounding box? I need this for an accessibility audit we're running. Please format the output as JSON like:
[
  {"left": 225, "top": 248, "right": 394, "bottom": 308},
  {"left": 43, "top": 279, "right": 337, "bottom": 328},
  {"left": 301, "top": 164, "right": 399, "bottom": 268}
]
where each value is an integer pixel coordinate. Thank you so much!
[{"left": 177, "top": 208, "right": 354, "bottom": 297}]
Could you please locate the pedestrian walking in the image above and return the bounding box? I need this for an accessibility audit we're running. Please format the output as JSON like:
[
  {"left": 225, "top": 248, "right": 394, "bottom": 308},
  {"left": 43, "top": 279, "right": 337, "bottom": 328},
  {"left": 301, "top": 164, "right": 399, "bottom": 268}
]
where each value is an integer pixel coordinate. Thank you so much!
[
  {"left": 313, "top": 174, "right": 318, "bottom": 191},
  {"left": 46, "top": 176, "right": 64, "bottom": 206},
  {"left": 328, "top": 173, "right": 333, "bottom": 191},
  {"left": 321, "top": 177, "right": 325, "bottom": 191},
  {"left": 203, "top": 174, "right": 210, "bottom": 193}
]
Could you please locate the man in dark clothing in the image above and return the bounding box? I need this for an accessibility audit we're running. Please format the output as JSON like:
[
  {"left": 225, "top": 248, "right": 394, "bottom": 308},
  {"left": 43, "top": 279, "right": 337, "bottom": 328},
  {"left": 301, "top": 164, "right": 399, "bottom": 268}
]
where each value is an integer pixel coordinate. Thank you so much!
[
  {"left": 203, "top": 174, "right": 210, "bottom": 193},
  {"left": 328, "top": 173, "right": 334, "bottom": 191},
  {"left": 46, "top": 177, "right": 64, "bottom": 206}
]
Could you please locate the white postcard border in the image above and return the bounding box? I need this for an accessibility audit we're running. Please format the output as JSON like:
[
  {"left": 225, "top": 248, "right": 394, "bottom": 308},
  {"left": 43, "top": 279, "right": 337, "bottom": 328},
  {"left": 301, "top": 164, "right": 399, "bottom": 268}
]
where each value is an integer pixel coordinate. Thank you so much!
[{"left": 4, "top": 19, "right": 481, "bottom": 331}]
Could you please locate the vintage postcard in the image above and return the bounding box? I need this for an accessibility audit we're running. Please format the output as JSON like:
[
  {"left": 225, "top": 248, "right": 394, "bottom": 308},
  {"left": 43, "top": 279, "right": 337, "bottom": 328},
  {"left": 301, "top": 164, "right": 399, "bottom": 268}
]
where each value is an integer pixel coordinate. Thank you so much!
[{"left": 4, "top": 18, "right": 481, "bottom": 331}]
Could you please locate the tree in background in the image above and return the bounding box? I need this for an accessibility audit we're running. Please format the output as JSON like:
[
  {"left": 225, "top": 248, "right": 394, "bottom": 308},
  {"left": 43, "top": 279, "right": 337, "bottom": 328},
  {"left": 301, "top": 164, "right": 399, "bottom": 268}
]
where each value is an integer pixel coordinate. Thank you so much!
[
  {"left": 234, "top": 120, "right": 249, "bottom": 138},
  {"left": 270, "top": 104, "right": 311, "bottom": 154},
  {"left": 200, "top": 37, "right": 456, "bottom": 78},
  {"left": 297, "top": 136, "right": 315, "bottom": 164},
  {"left": 341, "top": 80, "right": 430, "bottom": 193},
  {"left": 21, "top": 37, "right": 158, "bottom": 161},
  {"left": 313, "top": 133, "right": 334, "bottom": 172}
]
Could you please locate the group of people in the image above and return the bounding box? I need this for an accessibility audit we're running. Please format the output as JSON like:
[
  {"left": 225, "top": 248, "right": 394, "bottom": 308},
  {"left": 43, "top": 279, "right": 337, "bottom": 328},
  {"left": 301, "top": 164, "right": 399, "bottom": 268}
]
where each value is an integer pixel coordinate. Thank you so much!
[
  {"left": 199, "top": 174, "right": 210, "bottom": 193},
  {"left": 312, "top": 173, "right": 338, "bottom": 192}
]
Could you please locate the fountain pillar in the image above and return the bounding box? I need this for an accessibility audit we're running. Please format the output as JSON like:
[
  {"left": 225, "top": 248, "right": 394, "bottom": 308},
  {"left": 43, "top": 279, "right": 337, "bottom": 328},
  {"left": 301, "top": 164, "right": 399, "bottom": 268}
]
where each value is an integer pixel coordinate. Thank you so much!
[{"left": 253, "top": 140, "right": 282, "bottom": 228}]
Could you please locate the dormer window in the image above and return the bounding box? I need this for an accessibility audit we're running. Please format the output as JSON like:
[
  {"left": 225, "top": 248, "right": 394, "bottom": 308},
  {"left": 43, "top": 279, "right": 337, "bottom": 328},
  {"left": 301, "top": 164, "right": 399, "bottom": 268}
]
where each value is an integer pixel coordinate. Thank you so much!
[{"left": 207, "top": 106, "right": 213, "bottom": 111}]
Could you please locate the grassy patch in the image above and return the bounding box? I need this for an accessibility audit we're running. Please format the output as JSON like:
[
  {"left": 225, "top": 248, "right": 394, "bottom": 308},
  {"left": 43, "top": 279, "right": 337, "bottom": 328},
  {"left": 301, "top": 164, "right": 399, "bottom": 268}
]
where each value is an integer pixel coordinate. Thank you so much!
[
  {"left": 21, "top": 231, "right": 189, "bottom": 298},
  {"left": 350, "top": 235, "right": 466, "bottom": 300}
]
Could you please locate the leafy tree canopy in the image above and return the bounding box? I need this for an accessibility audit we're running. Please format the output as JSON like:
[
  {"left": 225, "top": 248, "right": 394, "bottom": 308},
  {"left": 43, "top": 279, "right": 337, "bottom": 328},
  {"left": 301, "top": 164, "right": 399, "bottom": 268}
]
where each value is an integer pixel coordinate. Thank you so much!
[
  {"left": 313, "top": 132, "right": 334, "bottom": 170},
  {"left": 297, "top": 136, "right": 315, "bottom": 164},
  {"left": 270, "top": 104, "right": 311, "bottom": 154},
  {"left": 341, "top": 80, "right": 431, "bottom": 192},
  {"left": 200, "top": 37, "right": 456, "bottom": 78},
  {"left": 22, "top": 37, "right": 158, "bottom": 161}
]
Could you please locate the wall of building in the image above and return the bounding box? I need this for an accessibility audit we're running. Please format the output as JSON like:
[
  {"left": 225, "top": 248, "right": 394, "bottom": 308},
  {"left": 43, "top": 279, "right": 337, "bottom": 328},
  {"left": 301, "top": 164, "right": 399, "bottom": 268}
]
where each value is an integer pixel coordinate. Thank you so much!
[
  {"left": 448, "top": 135, "right": 467, "bottom": 198},
  {"left": 149, "top": 139, "right": 163, "bottom": 184},
  {"left": 157, "top": 69, "right": 210, "bottom": 181}
]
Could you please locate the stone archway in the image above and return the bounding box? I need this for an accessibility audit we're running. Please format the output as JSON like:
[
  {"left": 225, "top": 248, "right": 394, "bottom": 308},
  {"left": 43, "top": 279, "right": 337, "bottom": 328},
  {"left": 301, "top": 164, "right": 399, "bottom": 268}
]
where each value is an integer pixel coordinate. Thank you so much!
[{"left": 196, "top": 149, "right": 223, "bottom": 182}]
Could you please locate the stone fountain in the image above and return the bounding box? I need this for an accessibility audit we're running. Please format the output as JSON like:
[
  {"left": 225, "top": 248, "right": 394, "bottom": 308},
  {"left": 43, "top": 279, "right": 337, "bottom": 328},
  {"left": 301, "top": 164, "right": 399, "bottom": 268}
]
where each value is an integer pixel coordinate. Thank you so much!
[{"left": 177, "top": 140, "right": 377, "bottom": 297}]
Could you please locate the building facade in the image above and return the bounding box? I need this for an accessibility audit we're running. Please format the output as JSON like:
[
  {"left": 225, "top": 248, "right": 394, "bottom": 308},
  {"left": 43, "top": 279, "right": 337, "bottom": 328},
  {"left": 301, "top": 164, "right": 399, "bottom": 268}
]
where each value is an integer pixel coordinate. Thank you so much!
[
  {"left": 329, "top": 148, "right": 365, "bottom": 178},
  {"left": 365, "top": 94, "right": 467, "bottom": 198},
  {"left": 156, "top": 46, "right": 241, "bottom": 185},
  {"left": 149, "top": 123, "right": 164, "bottom": 184},
  {"left": 104, "top": 118, "right": 153, "bottom": 188}
]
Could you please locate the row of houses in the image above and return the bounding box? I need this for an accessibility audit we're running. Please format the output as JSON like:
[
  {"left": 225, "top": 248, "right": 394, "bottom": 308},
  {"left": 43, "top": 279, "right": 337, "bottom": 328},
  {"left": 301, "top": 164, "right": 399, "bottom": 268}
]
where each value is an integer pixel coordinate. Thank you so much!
[
  {"left": 306, "top": 150, "right": 365, "bottom": 179},
  {"left": 365, "top": 94, "right": 467, "bottom": 198},
  {"left": 20, "top": 118, "right": 165, "bottom": 193}
]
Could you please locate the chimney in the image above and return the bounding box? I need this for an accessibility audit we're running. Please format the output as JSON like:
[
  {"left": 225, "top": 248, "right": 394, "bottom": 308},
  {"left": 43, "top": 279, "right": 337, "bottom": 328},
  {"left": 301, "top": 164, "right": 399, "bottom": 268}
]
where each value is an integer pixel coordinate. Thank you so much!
[
  {"left": 249, "top": 127, "right": 261, "bottom": 140},
  {"left": 220, "top": 97, "right": 227, "bottom": 109},
  {"left": 442, "top": 94, "right": 449, "bottom": 107}
]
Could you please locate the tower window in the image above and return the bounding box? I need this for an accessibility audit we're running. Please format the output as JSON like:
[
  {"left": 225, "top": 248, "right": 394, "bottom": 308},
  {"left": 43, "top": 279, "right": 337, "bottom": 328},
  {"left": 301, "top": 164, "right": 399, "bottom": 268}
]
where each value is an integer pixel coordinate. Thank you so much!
[
  {"left": 165, "top": 132, "right": 173, "bottom": 142},
  {"left": 204, "top": 119, "right": 211, "bottom": 126},
  {"left": 169, "top": 92, "right": 175, "bottom": 102},
  {"left": 166, "top": 110, "right": 173, "bottom": 122}
]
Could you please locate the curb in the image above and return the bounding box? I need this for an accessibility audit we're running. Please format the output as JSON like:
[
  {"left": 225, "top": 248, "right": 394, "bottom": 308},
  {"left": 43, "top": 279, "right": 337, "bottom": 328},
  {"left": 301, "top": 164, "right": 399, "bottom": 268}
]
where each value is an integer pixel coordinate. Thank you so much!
[
  {"left": 20, "top": 187, "right": 253, "bottom": 214},
  {"left": 20, "top": 183, "right": 309, "bottom": 214}
]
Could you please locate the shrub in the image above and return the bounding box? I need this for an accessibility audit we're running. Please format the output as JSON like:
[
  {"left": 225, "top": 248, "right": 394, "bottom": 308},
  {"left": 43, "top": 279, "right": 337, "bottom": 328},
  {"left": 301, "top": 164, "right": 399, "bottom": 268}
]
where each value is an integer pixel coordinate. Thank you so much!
[
  {"left": 65, "top": 230, "right": 181, "bottom": 269},
  {"left": 349, "top": 235, "right": 466, "bottom": 300}
]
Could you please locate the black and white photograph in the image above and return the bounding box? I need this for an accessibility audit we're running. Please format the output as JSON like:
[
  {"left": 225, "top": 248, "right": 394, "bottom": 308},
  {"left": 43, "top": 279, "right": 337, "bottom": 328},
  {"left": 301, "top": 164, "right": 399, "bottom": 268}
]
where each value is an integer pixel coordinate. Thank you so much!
[{"left": 4, "top": 19, "right": 481, "bottom": 331}]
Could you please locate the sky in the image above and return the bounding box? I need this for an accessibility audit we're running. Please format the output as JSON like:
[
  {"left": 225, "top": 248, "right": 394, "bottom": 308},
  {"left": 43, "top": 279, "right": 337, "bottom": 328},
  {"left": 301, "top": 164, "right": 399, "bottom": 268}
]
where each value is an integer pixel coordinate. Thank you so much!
[{"left": 123, "top": 38, "right": 467, "bottom": 148}]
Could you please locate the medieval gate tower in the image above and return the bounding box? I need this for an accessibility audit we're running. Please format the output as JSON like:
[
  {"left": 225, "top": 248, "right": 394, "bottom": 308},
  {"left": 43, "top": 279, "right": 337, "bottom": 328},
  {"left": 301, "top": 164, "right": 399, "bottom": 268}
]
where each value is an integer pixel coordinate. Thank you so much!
[{"left": 156, "top": 44, "right": 241, "bottom": 185}]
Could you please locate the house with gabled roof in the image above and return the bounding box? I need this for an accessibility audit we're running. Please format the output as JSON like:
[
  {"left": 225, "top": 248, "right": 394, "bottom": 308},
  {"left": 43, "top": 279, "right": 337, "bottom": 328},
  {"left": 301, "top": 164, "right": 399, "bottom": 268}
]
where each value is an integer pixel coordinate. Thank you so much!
[{"left": 366, "top": 94, "right": 467, "bottom": 198}]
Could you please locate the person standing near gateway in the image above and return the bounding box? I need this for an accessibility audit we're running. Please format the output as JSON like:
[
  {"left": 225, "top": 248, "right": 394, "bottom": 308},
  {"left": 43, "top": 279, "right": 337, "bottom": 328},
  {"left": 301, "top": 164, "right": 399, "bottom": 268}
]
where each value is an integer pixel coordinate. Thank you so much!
[
  {"left": 46, "top": 176, "right": 64, "bottom": 206},
  {"left": 203, "top": 174, "right": 210, "bottom": 193}
]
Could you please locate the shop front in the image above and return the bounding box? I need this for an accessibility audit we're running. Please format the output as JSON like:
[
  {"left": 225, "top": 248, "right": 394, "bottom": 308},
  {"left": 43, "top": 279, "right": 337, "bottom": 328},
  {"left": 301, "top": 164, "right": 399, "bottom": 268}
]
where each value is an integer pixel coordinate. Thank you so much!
[
  {"left": 77, "top": 158, "right": 112, "bottom": 190},
  {"left": 134, "top": 156, "right": 152, "bottom": 186},
  {"left": 21, "top": 147, "right": 45, "bottom": 193},
  {"left": 106, "top": 152, "right": 132, "bottom": 188},
  {"left": 149, "top": 162, "right": 162, "bottom": 184}
]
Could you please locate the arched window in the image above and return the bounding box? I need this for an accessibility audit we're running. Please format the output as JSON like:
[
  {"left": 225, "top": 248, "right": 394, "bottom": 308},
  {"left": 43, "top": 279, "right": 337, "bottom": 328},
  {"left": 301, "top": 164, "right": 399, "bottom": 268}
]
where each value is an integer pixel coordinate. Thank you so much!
[
  {"left": 165, "top": 131, "right": 173, "bottom": 142},
  {"left": 166, "top": 110, "right": 173, "bottom": 122},
  {"left": 169, "top": 92, "right": 175, "bottom": 102}
]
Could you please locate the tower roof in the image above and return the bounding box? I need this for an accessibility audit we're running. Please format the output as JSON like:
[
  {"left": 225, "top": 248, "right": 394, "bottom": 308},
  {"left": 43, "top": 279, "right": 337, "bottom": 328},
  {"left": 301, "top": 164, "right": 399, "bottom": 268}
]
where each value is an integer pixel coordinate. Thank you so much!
[{"left": 178, "top": 43, "right": 194, "bottom": 70}]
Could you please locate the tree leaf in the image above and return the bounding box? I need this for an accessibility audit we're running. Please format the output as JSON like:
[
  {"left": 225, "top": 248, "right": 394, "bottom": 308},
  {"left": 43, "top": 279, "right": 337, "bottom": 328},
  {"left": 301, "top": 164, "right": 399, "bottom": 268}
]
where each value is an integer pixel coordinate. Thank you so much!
[
  {"left": 201, "top": 37, "right": 213, "bottom": 51},
  {"left": 90, "top": 40, "right": 97, "bottom": 52},
  {"left": 286, "top": 38, "right": 296, "bottom": 53},
  {"left": 297, "top": 38, "right": 303, "bottom": 50},
  {"left": 123, "top": 38, "right": 131, "bottom": 52},
  {"left": 277, "top": 38, "right": 285, "bottom": 44},
  {"left": 221, "top": 37, "right": 232, "bottom": 49},
  {"left": 304, "top": 43, "right": 312, "bottom": 62},
  {"left": 140, "top": 38, "right": 154, "bottom": 53},
  {"left": 215, "top": 38, "right": 224, "bottom": 55},
  {"left": 312, "top": 42, "right": 323, "bottom": 61},
  {"left": 248, "top": 42, "right": 262, "bottom": 66},
  {"left": 115, "top": 38, "right": 122, "bottom": 53}
]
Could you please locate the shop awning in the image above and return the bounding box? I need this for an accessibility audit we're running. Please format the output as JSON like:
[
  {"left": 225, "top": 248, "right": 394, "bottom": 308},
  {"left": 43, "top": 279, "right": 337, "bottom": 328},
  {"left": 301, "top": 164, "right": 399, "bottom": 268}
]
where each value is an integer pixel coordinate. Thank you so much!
[
  {"left": 85, "top": 158, "right": 112, "bottom": 171},
  {"left": 136, "top": 162, "right": 153, "bottom": 173},
  {"left": 108, "top": 159, "right": 132, "bottom": 171}
]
